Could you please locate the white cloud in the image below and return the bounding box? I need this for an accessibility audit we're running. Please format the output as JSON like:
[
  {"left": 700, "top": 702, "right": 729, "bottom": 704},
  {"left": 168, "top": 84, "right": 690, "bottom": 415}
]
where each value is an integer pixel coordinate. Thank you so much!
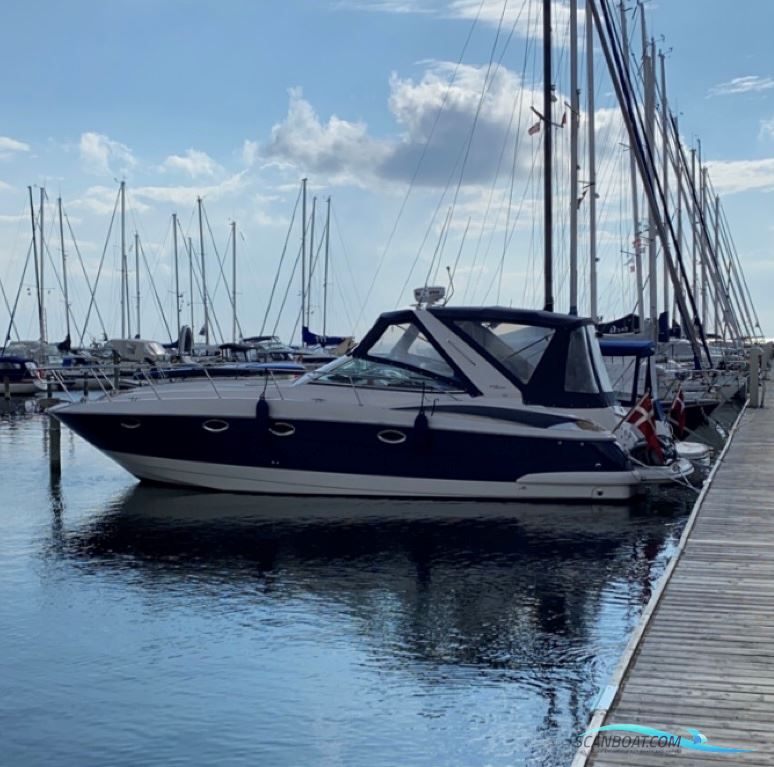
[
  {"left": 759, "top": 117, "right": 774, "bottom": 141},
  {"left": 263, "top": 87, "right": 390, "bottom": 185},
  {"left": 704, "top": 158, "right": 774, "bottom": 194},
  {"left": 160, "top": 148, "right": 222, "bottom": 178},
  {"left": 0, "top": 212, "right": 27, "bottom": 223},
  {"left": 253, "top": 209, "right": 290, "bottom": 228},
  {"left": 242, "top": 139, "right": 259, "bottom": 166},
  {"left": 336, "top": 0, "right": 578, "bottom": 33},
  {"left": 261, "top": 64, "right": 546, "bottom": 187},
  {"left": 71, "top": 184, "right": 150, "bottom": 215},
  {"left": 708, "top": 75, "right": 774, "bottom": 97},
  {"left": 0, "top": 136, "right": 30, "bottom": 160},
  {"left": 381, "top": 61, "right": 544, "bottom": 185},
  {"left": 79, "top": 132, "right": 136, "bottom": 176},
  {"left": 261, "top": 59, "right": 620, "bottom": 193},
  {"left": 335, "top": 0, "right": 437, "bottom": 13},
  {"left": 133, "top": 171, "right": 249, "bottom": 206},
  {"left": 0, "top": 179, "right": 12, "bottom": 192},
  {"left": 448, "top": 0, "right": 578, "bottom": 36}
]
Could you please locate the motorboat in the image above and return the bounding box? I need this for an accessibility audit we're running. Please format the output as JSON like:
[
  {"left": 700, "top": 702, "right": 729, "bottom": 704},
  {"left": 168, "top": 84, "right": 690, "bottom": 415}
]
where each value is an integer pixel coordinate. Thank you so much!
[
  {"left": 600, "top": 339, "right": 711, "bottom": 470},
  {"left": 51, "top": 304, "right": 692, "bottom": 501},
  {"left": 0, "top": 356, "right": 47, "bottom": 395}
]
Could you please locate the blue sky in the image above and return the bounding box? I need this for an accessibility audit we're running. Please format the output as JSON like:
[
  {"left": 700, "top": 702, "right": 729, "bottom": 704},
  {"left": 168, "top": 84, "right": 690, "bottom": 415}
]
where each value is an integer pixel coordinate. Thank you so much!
[{"left": 1, "top": 0, "right": 773, "bottom": 345}]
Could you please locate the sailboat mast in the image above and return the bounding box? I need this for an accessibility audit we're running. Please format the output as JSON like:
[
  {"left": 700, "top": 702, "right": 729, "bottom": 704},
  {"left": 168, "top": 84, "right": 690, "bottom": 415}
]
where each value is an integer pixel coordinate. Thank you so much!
[
  {"left": 39, "top": 187, "right": 47, "bottom": 346},
  {"left": 301, "top": 178, "right": 307, "bottom": 344},
  {"left": 135, "top": 232, "right": 141, "bottom": 338},
  {"left": 28, "top": 186, "right": 44, "bottom": 352},
  {"left": 713, "top": 193, "right": 722, "bottom": 338},
  {"left": 120, "top": 180, "right": 127, "bottom": 338},
  {"left": 188, "top": 236, "right": 194, "bottom": 332},
  {"left": 308, "top": 196, "right": 316, "bottom": 328},
  {"left": 690, "top": 147, "right": 698, "bottom": 316},
  {"left": 172, "top": 213, "right": 180, "bottom": 339},
  {"left": 197, "top": 197, "right": 209, "bottom": 346},
  {"left": 323, "top": 196, "right": 331, "bottom": 340},
  {"left": 58, "top": 197, "right": 71, "bottom": 340},
  {"left": 699, "top": 155, "right": 708, "bottom": 331},
  {"left": 644, "top": 34, "right": 658, "bottom": 341},
  {"left": 231, "top": 220, "right": 237, "bottom": 343},
  {"left": 674, "top": 115, "right": 683, "bottom": 320},
  {"left": 659, "top": 51, "right": 670, "bottom": 323},
  {"left": 586, "top": 4, "right": 598, "bottom": 322},
  {"left": 542, "top": 0, "right": 553, "bottom": 312},
  {"left": 568, "top": 0, "right": 579, "bottom": 315},
  {"left": 619, "top": 2, "right": 645, "bottom": 332}
]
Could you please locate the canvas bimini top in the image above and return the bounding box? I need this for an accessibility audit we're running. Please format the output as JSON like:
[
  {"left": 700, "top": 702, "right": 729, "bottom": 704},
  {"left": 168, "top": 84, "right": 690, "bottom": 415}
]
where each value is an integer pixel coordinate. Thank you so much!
[{"left": 345, "top": 306, "right": 617, "bottom": 410}]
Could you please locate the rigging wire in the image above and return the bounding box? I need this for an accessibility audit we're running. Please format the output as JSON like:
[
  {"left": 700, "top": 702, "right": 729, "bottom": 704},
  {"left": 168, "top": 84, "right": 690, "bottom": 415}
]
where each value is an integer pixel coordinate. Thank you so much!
[
  {"left": 355, "top": 0, "right": 487, "bottom": 329},
  {"left": 1, "top": 240, "right": 32, "bottom": 351},
  {"left": 79, "top": 186, "right": 120, "bottom": 346},
  {"left": 260, "top": 184, "right": 301, "bottom": 336},
  {"left": 138, "top": 237, "right": 174, "bottom": 342}
]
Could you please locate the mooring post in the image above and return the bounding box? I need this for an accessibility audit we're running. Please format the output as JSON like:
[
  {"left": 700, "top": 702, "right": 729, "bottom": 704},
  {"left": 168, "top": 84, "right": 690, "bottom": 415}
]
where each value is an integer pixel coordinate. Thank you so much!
[
  {"left": 49, "top": 413, "right": 61, "bottom": 476},
  {"left": 112, "top": 350, "right": 120, "bottom": 391},
  {"left": 3, "top": 376, "right": 9, "bottom": 401},
  {"left": 750, "top": 347, "right": 762, "bottom": 408}
]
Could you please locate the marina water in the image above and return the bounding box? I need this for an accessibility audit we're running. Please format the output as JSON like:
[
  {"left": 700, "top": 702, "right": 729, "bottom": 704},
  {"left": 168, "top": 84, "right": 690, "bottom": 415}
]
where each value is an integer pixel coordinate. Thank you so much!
[{"left": 2, "top": 409, "right": 727, "bottom": 766}]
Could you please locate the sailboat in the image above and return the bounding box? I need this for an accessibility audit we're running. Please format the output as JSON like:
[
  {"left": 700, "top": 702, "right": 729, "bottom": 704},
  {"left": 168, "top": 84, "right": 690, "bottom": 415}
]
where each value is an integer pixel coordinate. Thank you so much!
[{"left": 591, "top": 1, "right": 752, "bottom": 424}]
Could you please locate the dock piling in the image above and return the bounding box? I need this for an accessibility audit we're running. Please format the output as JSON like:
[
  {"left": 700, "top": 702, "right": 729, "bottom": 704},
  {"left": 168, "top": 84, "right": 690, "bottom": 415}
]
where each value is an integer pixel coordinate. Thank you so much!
[
  {"left": 3, "top": 376, "right": 9, "bottom": 401},
  {"left": 48, "top": 414, "right": 61, "bottom": 476},
  {"left": 750, "top": 346, "right": 762, "bottom": 408}
]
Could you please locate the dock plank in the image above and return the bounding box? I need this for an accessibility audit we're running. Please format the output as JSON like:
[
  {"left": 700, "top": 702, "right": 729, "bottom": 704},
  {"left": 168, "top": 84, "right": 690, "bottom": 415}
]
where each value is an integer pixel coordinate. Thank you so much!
[{"left": 579, "top": 404, "right": 774, "bottom": 766}]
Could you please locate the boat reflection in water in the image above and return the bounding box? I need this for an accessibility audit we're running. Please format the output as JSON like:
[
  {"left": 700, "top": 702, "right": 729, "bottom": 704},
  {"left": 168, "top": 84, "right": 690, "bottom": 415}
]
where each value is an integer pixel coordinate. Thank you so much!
[{"left": 51, "top": 487, "right": 692, "bottom": 766}]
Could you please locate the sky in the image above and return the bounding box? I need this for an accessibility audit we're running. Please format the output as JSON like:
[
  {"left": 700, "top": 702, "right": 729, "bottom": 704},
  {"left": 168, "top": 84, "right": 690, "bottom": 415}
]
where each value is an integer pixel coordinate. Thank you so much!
[{"left": 1, "top": 0, "right": 773, "bottom": 347}]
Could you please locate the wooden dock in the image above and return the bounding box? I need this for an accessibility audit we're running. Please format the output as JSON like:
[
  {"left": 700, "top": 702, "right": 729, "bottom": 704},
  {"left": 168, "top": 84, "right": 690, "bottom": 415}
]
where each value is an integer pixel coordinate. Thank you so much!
[{"left": 575, "top": 402, "right": 774, "bottom": 766}]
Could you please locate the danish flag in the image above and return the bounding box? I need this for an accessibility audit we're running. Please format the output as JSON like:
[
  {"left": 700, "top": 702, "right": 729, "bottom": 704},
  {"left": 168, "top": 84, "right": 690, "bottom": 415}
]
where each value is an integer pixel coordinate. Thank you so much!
[
  {"left": 626, "top": 392, "right": 664, "bottom": 463},
  {"left": 669, "top": 387, "right": 686, "bottom": 439}
]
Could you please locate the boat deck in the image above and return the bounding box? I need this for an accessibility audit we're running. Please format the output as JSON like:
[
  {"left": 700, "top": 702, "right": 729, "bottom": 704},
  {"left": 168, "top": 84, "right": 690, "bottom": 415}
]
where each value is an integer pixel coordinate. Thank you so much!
[{"left": 576, "top": 403, "right": 774, "bottom": 766}]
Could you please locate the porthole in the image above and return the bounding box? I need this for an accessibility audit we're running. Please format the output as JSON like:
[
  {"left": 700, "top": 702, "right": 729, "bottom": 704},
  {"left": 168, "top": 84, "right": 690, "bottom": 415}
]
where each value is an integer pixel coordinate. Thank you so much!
[
  {"left": 269, "top": 422, "right": 295, "bottom": 437},
  {"left": 378, "top": 429, "right": 407, "bottom": 445},
  {"left": 203, "top": 419, "right": 229, "bottom": 433},
  {"left": 120, "top": 418, "right": 141, "bottom": 430}
]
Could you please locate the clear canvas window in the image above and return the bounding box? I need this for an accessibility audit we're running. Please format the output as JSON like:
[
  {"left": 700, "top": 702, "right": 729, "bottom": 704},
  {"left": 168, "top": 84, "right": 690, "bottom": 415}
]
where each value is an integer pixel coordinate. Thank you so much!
[
  {"left": 451, "top": 320, "right": 555, "bottom": 385},
  {"left": 366, "top": 322, "right": 457, "bottom": 380}
]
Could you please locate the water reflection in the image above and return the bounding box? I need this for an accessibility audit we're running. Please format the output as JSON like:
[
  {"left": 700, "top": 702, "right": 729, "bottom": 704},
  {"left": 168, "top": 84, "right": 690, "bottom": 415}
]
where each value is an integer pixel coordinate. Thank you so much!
[{"left": 45, "top": 485, "right": 692, "bottom": 765}]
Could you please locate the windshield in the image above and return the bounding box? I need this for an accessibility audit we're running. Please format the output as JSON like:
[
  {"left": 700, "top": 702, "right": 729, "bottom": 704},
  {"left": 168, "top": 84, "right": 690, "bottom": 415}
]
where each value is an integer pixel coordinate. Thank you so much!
[
  {"left": 364, "top": 322, "right": 459, "bottom": 381},
  {"left": 451, "top": 320, "right": 555, "bottom": 385},
  {"left": 313, "top": 357, "right": 463, "bottom": 392}
]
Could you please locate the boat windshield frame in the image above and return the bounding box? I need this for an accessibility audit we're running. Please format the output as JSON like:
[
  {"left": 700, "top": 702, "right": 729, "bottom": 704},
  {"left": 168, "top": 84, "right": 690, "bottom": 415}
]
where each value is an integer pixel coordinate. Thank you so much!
[{"left": 346, "top": 314, "right": 478, "bottom": 394}]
